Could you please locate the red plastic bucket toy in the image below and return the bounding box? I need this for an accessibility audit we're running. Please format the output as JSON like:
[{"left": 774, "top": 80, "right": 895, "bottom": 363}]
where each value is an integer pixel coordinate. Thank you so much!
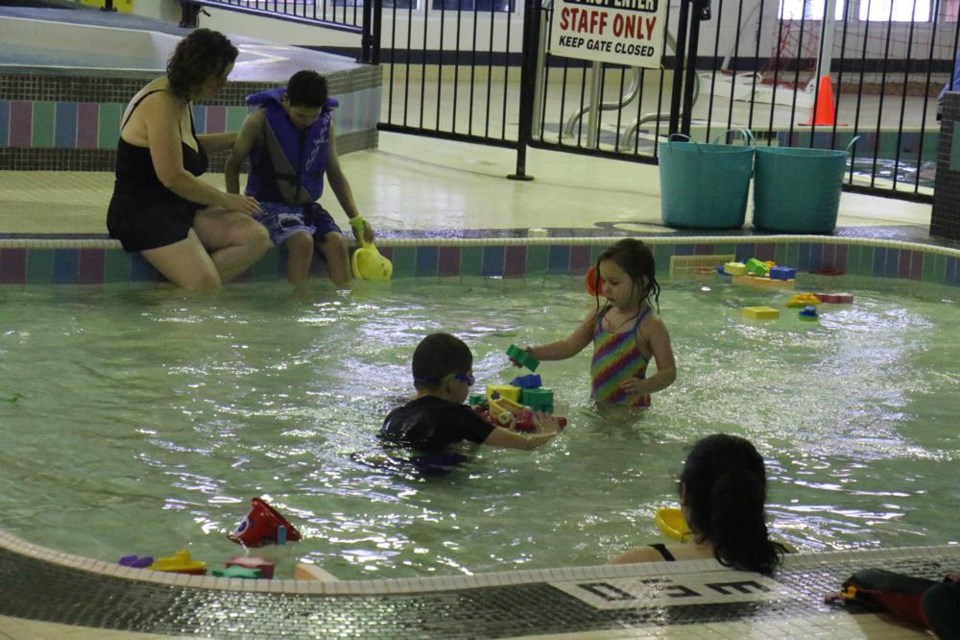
[{"left": 229, "top": 497, "right": 302, "bottom": 547}]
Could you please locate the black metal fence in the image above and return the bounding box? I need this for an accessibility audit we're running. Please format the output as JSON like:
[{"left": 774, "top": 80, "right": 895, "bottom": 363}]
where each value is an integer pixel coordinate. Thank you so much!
[
  {"left": 199, "top": 0, "right": 954, "bottom": 201},
  {"left": 189, "top": 0, "right": 380, "bottom": 63}
]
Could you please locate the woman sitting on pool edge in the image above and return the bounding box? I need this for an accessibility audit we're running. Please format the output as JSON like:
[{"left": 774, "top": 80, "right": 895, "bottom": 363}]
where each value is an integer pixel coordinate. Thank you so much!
[
  {"left": 613, "top": 434, "right": 786, "bottom": 575},
  {"left": 106, "top": 29, "right": 270, "bottom": 290}
]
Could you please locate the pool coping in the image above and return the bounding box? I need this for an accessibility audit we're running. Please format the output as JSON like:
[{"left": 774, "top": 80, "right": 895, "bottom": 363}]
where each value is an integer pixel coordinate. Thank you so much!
[{"left": 1, "top": 527, "right": 956, "bottom": 595}]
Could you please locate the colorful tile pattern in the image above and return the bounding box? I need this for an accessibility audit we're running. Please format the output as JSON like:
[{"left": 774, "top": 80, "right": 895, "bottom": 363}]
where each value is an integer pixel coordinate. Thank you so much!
[
  {"left": 0, "top": 67, "right": 382, "bottom": 171},
  {"left": 1, "top": 238, "right": 959, "bottom": 286}
]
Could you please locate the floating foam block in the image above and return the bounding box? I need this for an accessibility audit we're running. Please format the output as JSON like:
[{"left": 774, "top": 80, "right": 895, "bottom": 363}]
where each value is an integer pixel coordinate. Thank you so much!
[
  {"left": 723, "top": 262, "right": 747, "bottom": 276},
  {"left": 745, "top": 258, "right": 770, "bottom": 276},
  {"left": 295, "top": 563, "right": 341, "bottom": 582},
  {"left": 521, "top": 387, "right": 554, "bottom": 410},
  {"left": 486, "top": 385, "right": 521, "bottom": 402},
  {"left": 510, "top": 374, "right": 542, "bottom": 389},
  {"left": 786, "top": 293, "right": 821, "bottom": 307},
  {"left": 798, "top": 305, "right": 819, "bottom": 321},
  {"left": 743, "top": 306, "right": 780, "bottom": 319},
  {"left": 769, "top": 266, "right": 796, "bottom": 280},
  {"left": 226, "top": 556, "right": 275, "bottom": 579},
  {"left": 211, "top": 566, "right": 261, "bottom": 579},
  {"left": 732, "top": 275, "right": 796, "bottom": 290},
  {"left": 816, "top": 292, "right": 855, "bottom": 304}
]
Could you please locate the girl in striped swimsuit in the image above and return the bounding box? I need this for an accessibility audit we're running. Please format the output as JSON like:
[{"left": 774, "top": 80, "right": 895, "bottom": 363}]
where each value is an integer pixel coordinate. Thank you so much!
[{"left": 518, "top": 238, "right": 676, "bottom": 408}]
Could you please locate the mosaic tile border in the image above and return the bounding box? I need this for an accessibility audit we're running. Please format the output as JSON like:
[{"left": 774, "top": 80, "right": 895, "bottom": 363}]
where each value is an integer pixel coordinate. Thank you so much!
[
  {"left": 0, "top": 12, "right": 383, "bottom": 170},
  {"left": 0, "top": 235, "right": 959, "bottom": 286},
  {"left": 0, "top": 525, "right": 956, "bottom": 639},
  {"left": 0, "top": 73, "right": 381, "bottom": 170},
  {"left": 1, "top": 527, "right": 956, "bottom": 596}
]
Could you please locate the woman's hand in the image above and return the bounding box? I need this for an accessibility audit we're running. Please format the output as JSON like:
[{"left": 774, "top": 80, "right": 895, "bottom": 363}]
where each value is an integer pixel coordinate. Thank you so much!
[{"left": 222, "top": 193, "right": 262, "bottom": 217}]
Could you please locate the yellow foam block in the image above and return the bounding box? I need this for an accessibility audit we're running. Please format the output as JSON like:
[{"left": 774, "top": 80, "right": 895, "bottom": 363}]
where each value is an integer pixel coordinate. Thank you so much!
[
  {"left": 723, "top": 262, "right": 747, "bottom": 276},
  {"left": 732, "top": 275, "right": 796, "bottom": 290},
  {"left": 486, "top": 385, "right": 521, "bottom": 402},
  {"left": 743, "top": 306, "right": 780, "bottom": 319}
]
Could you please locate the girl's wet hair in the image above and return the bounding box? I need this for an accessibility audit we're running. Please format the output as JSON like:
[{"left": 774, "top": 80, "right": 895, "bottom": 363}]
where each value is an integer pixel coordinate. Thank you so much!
[
  {"left": 680, "top": 434, "right": 783, "bottom": 575},
  {"left": 591, "top": 238, "right": 661, "bottom": 310},
  {"left": 166, "top": 29, "right": 238, "bottom": 100}
]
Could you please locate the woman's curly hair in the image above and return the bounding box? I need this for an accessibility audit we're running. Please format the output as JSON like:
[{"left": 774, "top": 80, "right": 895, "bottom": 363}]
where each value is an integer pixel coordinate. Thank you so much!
[{"left": 166, "top": 29, "right": 238, "bottom": 100}]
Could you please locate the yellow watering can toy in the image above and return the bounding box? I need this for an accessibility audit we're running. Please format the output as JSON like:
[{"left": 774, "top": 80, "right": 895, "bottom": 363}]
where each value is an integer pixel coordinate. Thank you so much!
[
  {"left": 654, "top": 508, "right": 693, "bottom": 542},
  {"left": 349, "top": 217, "right": 392, "bottom": 282}
]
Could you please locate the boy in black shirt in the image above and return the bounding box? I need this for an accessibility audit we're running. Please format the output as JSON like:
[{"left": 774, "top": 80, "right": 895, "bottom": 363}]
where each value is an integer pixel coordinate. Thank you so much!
[{"left": 380, "top": 333, "right": 562, "bottom": 452}]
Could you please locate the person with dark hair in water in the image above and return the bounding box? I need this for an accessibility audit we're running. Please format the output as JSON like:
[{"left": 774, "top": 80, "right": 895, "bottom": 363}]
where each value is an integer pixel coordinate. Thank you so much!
[
  {"left": 380, "top": 333, "right": 563, "bottom": 453},
  {"left": 515, "top": 238, "right": 676, "bottom": 408},
  {"left": 614, "top": 434, "right": 785, "bottom": 575},
  {"left": 107, "top": 29, "right": 269, "bottom": 290}
]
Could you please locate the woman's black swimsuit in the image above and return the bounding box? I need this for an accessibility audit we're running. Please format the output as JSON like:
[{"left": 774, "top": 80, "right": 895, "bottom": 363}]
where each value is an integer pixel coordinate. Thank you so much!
[{"left": 106, "top": 90, "right": 208, "bottom": 252}]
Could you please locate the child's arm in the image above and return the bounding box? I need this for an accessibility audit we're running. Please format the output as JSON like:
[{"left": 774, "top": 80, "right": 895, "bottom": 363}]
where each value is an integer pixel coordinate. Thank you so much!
[
  {"left": 481, "top": 414, "right": 562, "bottom": 450},
  {"left": 325, "top": 121, "right": 375, "bottom": 244},
  {"left": 527, "top": 310, "right": 595, "bottom": 362},
  {"left": 224, "top": 110, "right": 264, "bottom": 195},
  {"left": 620, "top": 315, "right": 677, "bottom": 396}
]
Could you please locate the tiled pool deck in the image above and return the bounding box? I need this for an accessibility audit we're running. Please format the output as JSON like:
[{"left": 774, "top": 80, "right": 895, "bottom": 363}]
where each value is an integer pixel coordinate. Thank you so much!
[
  {"left": 1, "top": 132, "right": 957, "bottom": 639},
  {"left": 1, "top": 4, "right": 958, "bottom": 636}
]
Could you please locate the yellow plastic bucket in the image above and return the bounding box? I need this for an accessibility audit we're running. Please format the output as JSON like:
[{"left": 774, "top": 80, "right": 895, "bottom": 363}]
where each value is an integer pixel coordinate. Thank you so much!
[
  {"left": 351, "top": 241, "right": 393, "bottom": 282},
  {"left": 654, "top": 508, "right": 692, "bottom": 542}
]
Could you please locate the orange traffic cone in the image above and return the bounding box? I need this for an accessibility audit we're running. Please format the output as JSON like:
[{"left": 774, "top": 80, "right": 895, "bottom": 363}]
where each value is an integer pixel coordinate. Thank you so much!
[{"left": 804, "top": 75, "right": 839, "bottom": 126}]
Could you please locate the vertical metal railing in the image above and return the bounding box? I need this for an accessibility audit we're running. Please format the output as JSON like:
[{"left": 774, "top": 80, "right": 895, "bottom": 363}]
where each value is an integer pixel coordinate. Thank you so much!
[
  {"left": 377, "top": 0, "right": 522, "bottom": 148},
  {"left": 198, "top": 0, "right": 951, "bottom": 201},
  {"left": 190, "top": 1, "right": 370, "bottom": 50}
]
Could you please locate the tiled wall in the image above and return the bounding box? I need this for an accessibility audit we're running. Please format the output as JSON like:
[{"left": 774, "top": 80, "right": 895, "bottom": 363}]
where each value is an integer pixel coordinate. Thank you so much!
[
  {"left": 931, "top": 93, "right": 960, "bottom": 240},
  {"left": 0, "top": 67, "right": 381, "bottom": 171},
  {"left": 1, "top": 238, "right": 957, "bottom": 286}
]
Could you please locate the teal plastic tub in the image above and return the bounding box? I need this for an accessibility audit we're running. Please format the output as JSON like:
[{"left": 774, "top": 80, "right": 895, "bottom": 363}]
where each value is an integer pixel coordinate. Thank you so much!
[
  {"left": 752, "top": 138, "right": 859, "bottom": 234},
  {"left": 658, "top": 131, "right": 754, "bottom": 230}
]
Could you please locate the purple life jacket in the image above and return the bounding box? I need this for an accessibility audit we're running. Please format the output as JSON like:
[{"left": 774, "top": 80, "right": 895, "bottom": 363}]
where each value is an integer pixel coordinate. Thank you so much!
[{"left": 244, "top": 88, "right": 338, "bottom": 205}]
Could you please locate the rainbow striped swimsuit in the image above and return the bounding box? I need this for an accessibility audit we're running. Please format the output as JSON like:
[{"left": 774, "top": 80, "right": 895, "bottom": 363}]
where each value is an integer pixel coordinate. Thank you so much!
[{"left": 590, "top": 306, "right": 651, "bottom": 407}]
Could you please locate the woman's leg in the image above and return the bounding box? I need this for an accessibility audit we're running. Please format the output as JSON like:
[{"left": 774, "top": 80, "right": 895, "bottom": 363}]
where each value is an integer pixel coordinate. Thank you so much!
[
  {"left": 140, "top": 230, "right": 222, "bottom": 291},
  {"left": 193, "top": 209, "right": 271, "bottom": 283}
]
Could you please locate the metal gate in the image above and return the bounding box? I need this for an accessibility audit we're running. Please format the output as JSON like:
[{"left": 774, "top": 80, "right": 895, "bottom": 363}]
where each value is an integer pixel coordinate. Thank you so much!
[{"left": 192, "top": 0, "right": 952, "bottom": 201}]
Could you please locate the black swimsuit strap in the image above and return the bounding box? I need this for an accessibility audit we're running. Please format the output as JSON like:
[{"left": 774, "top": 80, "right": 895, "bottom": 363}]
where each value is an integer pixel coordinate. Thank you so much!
[
  {"left": 649, "top": 543, "right": 676, "bottom": 561},
  {"left": 120, "top": 89, "right": 166, "bottom": 132},
  {"left": 121, "top": 90, "right": 199, "bottom": 151}
]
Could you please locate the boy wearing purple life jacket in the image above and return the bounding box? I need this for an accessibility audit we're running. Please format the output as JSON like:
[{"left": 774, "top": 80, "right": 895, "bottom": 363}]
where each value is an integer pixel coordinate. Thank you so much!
[{"left": 226, "top": 70, "right": 375, "bottom": 286}]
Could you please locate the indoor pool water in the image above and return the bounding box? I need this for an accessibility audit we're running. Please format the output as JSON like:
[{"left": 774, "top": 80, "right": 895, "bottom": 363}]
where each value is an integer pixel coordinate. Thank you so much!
[{"left": 0, "top": 274, "right": 957, "bottom": 580}]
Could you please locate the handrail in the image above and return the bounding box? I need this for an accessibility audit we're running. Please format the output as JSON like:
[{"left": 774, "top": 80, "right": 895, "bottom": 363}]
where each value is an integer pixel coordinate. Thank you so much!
[{"left": 561, "top": 30, "right": 699, "bottom": 148}]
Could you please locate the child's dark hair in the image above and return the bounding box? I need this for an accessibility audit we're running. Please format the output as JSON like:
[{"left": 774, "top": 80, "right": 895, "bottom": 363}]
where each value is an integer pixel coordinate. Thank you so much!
[
  {"left": 412, "top": 333, "right": 472, "bottom": 391},
  {"left": 680, "top": 434, "right": 783, "bottom": 575},
  {"left": 166, "top": 29, "right": 238, "bottom": 100},
  {"left": 286, "top": 70, "right": 329, "bottom": 108},
  {"left": 591, "top": 238, "right": 661, "bottom": 311}
]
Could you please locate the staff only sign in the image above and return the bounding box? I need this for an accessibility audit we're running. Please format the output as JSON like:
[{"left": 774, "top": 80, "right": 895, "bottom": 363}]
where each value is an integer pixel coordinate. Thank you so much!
[{"left": 550, "top": 0, "right": 667, "bottom": 68}]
